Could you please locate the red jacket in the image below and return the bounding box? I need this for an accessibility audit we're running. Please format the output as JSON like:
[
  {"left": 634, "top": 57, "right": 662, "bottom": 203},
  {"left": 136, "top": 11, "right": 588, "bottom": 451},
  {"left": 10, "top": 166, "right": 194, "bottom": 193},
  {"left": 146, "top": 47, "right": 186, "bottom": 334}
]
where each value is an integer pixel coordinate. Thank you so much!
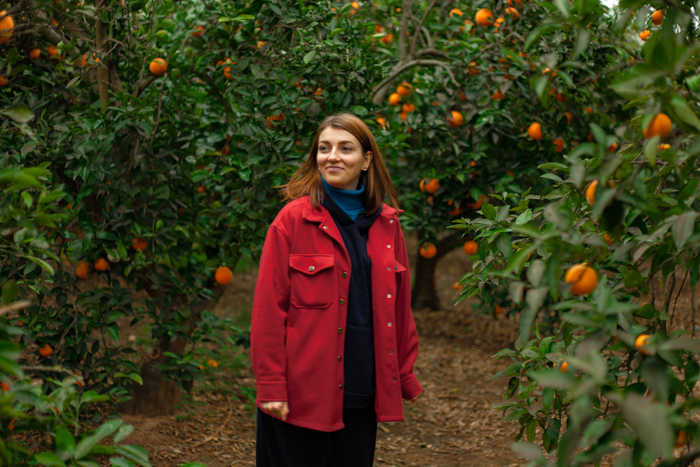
[{"left": 251, "top": 195, "right": 423, "bottom": 432}]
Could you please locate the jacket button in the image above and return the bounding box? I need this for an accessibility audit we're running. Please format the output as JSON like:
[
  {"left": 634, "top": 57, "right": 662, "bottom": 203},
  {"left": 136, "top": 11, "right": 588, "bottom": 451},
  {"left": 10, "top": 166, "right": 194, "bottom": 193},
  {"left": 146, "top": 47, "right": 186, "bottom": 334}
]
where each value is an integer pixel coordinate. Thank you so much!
[
  {"left": 395, "top": 265, "right": 398, "bottom": 270},
  {"left": 390, "top": 350, "right": 393, "bottom": 354},
  {"left": 323, "top": 226, "right": 328, "bottom": 229},
  {"left": 339, "top": 384, "right": 343, "bottom": 389},
  {"left": 387, "top": 267, "right": 391, "bottom": 271},
  {"left": 388, "top": 322, "right": 392, "bottom": 327},
  {"left": 393, "top": 378, "right": 397, "bottom": 382},
  {"left": 389, "top": 220, "right": 394, "bottom": 223},
  {"left": 338, "top": 328, "right": 343, "bottom": 334},
  {"left": 309, "top": 266, "right": 315, "bottom": 272},
  {"left": 340, "top": 299, "right": 345, "bottom": 305},
  {"left": 337, "top": 356, "right": 342, "bottom": 362},
  {"left": 387, "top": 294, "right": 391, "bottom": 298},
  {"left": 387, "top": 245, "right": 391, "bottom": 248},
  {"left": 343, "top": 272, "right": 348, "bottom": 278}
]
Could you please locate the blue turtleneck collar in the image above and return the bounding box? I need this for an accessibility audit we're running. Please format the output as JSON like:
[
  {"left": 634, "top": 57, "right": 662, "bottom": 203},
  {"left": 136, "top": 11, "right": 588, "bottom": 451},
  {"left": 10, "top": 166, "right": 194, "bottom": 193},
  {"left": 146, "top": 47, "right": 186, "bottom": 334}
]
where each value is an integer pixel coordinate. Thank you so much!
[{"left": 321, "top": 176, "right": 366, "bottom": 221}]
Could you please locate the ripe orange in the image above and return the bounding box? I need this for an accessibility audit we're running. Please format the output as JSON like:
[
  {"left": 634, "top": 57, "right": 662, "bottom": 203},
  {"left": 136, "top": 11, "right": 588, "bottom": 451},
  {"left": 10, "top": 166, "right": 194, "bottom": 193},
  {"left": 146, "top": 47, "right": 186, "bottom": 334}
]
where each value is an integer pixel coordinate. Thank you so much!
[
  {"left": 604, "top": 233, "right": 614, "bottom": 245},
  {"left": 463, "top": 240, "right": 478, "bottom": 255},
  {"left": 94, "top": 258, "right": 109, "bottom": 271},
  {"left": 564, "top": 112, "right": 573, "bottom": 124},
  {"left": 587, "top": 132, "right": 594, "bottom": 141},
  {"left": 381, "top": 33, "right": 393, "bottom": 44},
  {"left": 192, "top": 25, "right": 205, "bottom": 37},
  {"left": 207, "top": 359, "right": 219, "bottom": 367},
  {"left": 150, "top": 58, "right": 167, "bottom": 76},
  {"left": 635, "top": 334, "right": 651, "bottom": 355},
  {"left": 446, "top": 110, "right": 463, "bottom": 128},
  {"left": 48, "top": 45, "right": 59, "bottom": 57},
  {"left": 196, "top": 185, "right": 206, "bottom": 193},
  {"left": 559, "top": 361, "right": 569, "bottom": 372},
  {"left": 643, "top": 112, "right": 672, "bottom": 139},
  {"left": 652, "top": 10, "right": 663, "bottom": 25},
  {"left": 215, "top": 266, "right": 233, "bottom": 285},
  {"left": 586, "top": 180, "right": 598, "bottom": 204},
  {"left": 224, "top": 66, "right": 234, "bottom": 80},
  {"left": 427, "top": 195, "right": 434, "bottom": 206},
  {"left": 132, "top": 237, "right": 147, "bottom": 251},
  {"left": 419, "top": 243, "right": 437, "bottom": 259},
  {"left": 657, "top": 143, "right": 671, "bottom": 150},
  {"left": 475, "top": 8, "right": 494, "bottom": 26},
  {"left": 528, "top": 122, "right": 542, "bottom": 141},
  {"left": 453, "top": 281, "right": 463, "bottom": 290},
  {"left": 399, "top": 111, "right": 408, "bottom": 122},
  {"left": 640, "top": 30, "right": 650, "bottom": 41},
  {"left": 423, "top": 178, "right": 440, "bottom": 194},
  {"left": 553, "top": 138, "right": 564, "bottom": 153},
  {"left": 584, "top": 106, "right": 593, "bottom": 114},
  {"left": 401, "top": 103, "right": 415, "bottom": 113},
  {"left": 504, "top": 7, "right": 519, "bottom": 20},
  {"left": 257, "top": 41, "right": 266, "bottom": 48},
  {"left": 76, "top": 261, "right": 92, "bottom": 280},
  {"left": 0, "top": 75, "right": 7, "bottom": 86},
  {"left": 495, "top": 304, "right": 503, "bottom": 317},
  {"left": 0, "top": 10, "right": 14, "bottom": 43},
  {"left": 39, "top": 344, "right": 53, "bottom": 357},
  {"left": 555, "top": 92, "right": 567, "bottom": 102},
  {"left": 491, "top": 90, "right": 505, "bottom": 100},
  {"left": 564, "top": 264, "right": 598, "bottom": 296},
  {"left": 0, "top": 382, "right": 9, "bottom": 391},
  {"left": 449, "top": 8, "right": 463, "bottom": 18},
  {"left": 389, "top": 92, "right": 401, "bottom": 105},
  {"left": 376, "top": 116, "right": 385, "bottom": 126},
  {"left": 30, "top": 48, "right": 41, "bottom": 60},
  {"left": 608, "top": 142, "right": 618, "bottom": 152}
]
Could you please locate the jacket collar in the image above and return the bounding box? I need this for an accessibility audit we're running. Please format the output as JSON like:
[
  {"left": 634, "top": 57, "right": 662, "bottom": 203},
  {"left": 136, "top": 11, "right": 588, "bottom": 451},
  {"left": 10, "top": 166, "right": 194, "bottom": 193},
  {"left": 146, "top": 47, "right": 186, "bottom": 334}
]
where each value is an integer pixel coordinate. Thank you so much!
[{"left": 302, "top": 194, "right": 399, "bottom": 224}]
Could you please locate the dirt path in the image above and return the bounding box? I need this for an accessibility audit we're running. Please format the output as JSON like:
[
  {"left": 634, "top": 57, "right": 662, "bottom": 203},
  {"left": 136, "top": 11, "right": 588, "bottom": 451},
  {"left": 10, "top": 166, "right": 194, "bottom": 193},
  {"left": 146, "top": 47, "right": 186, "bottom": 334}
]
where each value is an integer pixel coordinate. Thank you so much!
[{"left": 119, "top": 233, "right": 527, "bottom": 466}]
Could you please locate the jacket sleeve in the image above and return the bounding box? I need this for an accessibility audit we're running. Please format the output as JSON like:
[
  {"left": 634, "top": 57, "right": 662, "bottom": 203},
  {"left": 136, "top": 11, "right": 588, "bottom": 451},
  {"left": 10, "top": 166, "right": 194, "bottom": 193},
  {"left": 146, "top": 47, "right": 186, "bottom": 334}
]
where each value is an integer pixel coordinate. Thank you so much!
[
  {"left": 251, "top": 223, "right": 291, "bottom": 402},
  {"left": 394, "top": 224, "right": 423, "bottom": 401}
]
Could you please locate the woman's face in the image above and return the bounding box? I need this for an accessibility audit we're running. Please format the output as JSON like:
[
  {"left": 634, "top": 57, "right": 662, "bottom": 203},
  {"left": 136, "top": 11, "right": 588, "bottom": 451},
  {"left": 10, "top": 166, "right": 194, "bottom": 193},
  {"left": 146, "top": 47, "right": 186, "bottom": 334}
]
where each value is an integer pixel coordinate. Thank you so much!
[{"left": 316, "top": 127, "right": 372, "bottom": 191}]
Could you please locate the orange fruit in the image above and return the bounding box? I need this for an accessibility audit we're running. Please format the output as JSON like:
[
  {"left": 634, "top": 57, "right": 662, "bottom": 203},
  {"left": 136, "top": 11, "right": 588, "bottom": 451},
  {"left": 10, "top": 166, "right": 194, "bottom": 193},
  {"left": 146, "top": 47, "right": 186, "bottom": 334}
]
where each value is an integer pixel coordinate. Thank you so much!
[
  {"left": 94, "top": 258, "right": 109, "bottom": 271},
  {"left": 564, "top": 112, "right": 573, "bottom": 124},
  {"left": 351, "top": 1, "right": 359, "bottom": 9},
  {"left": 215, "top": 266, "right": 233, "bottom": 285},
  {"left": 495, "top": 304, "right": 503, "bottom": 317},
  {"left": 446, "top": 110, "right": 463, "bottom": 127},
  {"left": 76, "top": 261, "right": 92, "bottom": 280},
  {"left": 491, "top": 90, "right": 505, "bottom": 100},
  {"left": 427, "top": 195, "right": 434, "bottom": 206},
  {"left": 652, "top": 10, "right": 663, "bottom": 25},
  {"left": 399, "top": 111, "right": 408, "bottom": 122},
  {"left": 419, "top": 243, "right": 437, "bottom": 259},
  {"left": 48, "top": 45, "right": 59, "bottom": 57},
  {"left": 643, "top": 113, "right": 672, "bottom": 139},
  {"left": 0, "top": 10, "right": 14, "bottom": 43},
  {"left": 453, "top": 281, "right": 463, "bottom": 290},
  {"left": 528, "top": 123, "right": 542, "bottom": 141},
  {"left": 30, "top": 48, "right": 41, "bottom": 60},
  {"left": 376, "top": 116, "right": 385, "bottom": 126},
  {"left": 207, "top": 359, "right": 219, "bottom": 367},
  {"left": 504, "top": 7, "right": 519, "bottom": 20},
  {"left": 675, "top": 431, "right": 688, "bottom": 449},
  {"left": 0, "top": 382, "right": 9, "bottom": 391},
  {"left": 419, "top": 178, "right": 427, "bottom": 192},
  {"left": 150, "top": 58, "right": 167, "bottom": 76},
  {"left": 604, "top": 233, "right": 614, "bottom": 245},
  {"left": 584, "top": 106, "right": 593, "bottom": 114},
  {"left": 635, "top": 334, "right": 651, "bottom": 355},
  {"left": 0, "top": 75, "right": 7, "bottom": 86},
  {"left": 39, "top": 344, "right": 53, "bottom": 357},
  {"left": 586, "top": 180, "right": 598, "bottom": 204},
  {"left": 389, "top": 92, "right": 401, "bottom": 105},
  {"left": 608, "top": 142, "right": 618, "bottom": 152},
  {"left": 564, "top": 264, "right": 598, "bottom": 296},
  {"left": 449, "top": 8, "right": 463, "bottom": 18},
  {"left": 587, "top": 132, "right": 594, "bottom": 141},
  {"left": 475, "top": 8, "right": 494, "bottom": 26},
  {"left": 131, "top": 237, "right": 147, "bottom": 251},
  {"left": 224, "top": 66, "right": 234, "bottom": 80},
  {"left": 555, "top": 92, "right": 567, "bottom": 102},
  {"left": 424, "top": 178, "right": 440, "bottom": 194},
  {"left": 192, "top": 25, "right": 205, "bottom": 37},
  {"left": 640, "top": 30, "right": 650, "bottom": 41},
  {"left": 463, "top": 240, "right": 478, "bottom": 255},
  {"left": 257, "top": 41, "right": 266, "bottom": 48},
  {"left": 553, "top": 138, "right": 564, "bottom": 153},
  {"left": 196, "top": 185, "right": 206, "bottom": 193},
  {"left": 401, "top": 103, "right": 415, "bottom": 113}
]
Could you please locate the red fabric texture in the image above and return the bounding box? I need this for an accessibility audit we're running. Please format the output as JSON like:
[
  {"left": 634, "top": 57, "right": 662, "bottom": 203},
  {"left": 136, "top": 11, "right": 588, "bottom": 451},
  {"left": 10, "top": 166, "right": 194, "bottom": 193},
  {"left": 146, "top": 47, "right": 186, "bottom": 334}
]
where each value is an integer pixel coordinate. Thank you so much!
[{"left": 251, "top": 195, "right": 423, "bottom": 432}]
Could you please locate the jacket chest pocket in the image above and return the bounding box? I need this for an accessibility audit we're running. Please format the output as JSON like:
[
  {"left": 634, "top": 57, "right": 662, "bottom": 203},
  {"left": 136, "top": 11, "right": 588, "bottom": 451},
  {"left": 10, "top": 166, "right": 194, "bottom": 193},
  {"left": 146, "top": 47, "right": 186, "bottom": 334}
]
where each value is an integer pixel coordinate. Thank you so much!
[{"left": 289, "top": 254, "right": 335, "bottom": 309}]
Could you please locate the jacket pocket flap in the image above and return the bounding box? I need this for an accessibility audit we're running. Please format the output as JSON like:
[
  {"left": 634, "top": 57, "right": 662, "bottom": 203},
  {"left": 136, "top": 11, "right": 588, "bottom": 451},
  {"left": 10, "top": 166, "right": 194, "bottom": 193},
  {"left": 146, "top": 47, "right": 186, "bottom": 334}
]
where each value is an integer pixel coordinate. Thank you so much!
[
  {"left": 289, "top": 255, "right": 334, "bottom": 275},
  {"left": 394, "top": 261, "right": 407, "bottom": 273}
]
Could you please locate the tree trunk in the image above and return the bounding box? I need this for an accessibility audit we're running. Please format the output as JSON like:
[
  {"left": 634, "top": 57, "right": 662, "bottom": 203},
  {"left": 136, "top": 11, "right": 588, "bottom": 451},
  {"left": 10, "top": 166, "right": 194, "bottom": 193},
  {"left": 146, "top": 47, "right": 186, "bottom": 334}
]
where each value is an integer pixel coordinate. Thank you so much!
[
  {"left": 120, "top": 282, "right": 227, "bottom": 416},
  {"left": 410, "top": 230, "right": 465, "bottom": 311}
]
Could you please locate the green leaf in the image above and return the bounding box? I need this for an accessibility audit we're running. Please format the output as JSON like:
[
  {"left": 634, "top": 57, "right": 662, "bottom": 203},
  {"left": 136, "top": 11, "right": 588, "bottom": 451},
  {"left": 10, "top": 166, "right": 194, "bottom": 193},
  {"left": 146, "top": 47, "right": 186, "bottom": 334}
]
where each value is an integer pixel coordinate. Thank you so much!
[
  {"left": 620, "top": 393, "right": 673, "bottom": 459},
  {"left": 55, "top": 426, "right": 75, "bottom": 457},
  {"left": 1, "top": 280, "right": 18, "bottom": 305},
  {"left": 74, "top": 436, "right": 99, "bottom": 460},
  {"left": 672, "top": 212, "right": 697, "bottom": 250},
  {"left": 510, "top": 442, "right": 545, "bottom": 461},
  {"left": 22, "top": 256, "right": 55, "bottom": 274},
  {"left": 114, "top": 425, "right": 135, "bottom": 444},
  {"left": 524, "top": 22, "right": 562, "bottom": 50},
  {"left": 481, "top": 203, "right": 497, "bottom": 221},
  {"left": 34, "top": 452, "right": 66, "bottom": 467},
  {"left": 572, "top": 27, "right": 590, "bottom": 58},
  {"left": 0, "top": 105, "right": 35, "bottom": 123},
  {"left": 94, "top": 420, "right": 123, "bottom": 443},
  {"left": 303, "top": 50, "right": 316, "bottom": 63},
  {"left": 515, "top": 209, "right": 533, "bottom": 225},
  {"left": 529, "top": 369, "right": 574, "bottom": 389},
  {"left": 671, "top": 94, "right": 700, "bottom": 130},
  {"left": 110, "top": 459, "right": 136, "bottom": 467}
]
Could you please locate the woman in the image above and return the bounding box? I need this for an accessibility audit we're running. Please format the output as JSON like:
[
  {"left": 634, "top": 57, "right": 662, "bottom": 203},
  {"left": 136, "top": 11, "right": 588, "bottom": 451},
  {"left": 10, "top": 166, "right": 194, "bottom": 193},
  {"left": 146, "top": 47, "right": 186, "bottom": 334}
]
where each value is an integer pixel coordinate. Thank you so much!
[{"left": 251, "top": 112, "right": 423, "bottom": 467}]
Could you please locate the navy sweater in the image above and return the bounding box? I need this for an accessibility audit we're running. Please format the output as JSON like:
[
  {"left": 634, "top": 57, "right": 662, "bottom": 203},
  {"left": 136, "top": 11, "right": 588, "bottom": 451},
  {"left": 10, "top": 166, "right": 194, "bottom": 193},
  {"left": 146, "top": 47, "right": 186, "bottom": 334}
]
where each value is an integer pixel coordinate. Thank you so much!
[{"left": 321, "top": 178, "right": 382, "bottom": 409}]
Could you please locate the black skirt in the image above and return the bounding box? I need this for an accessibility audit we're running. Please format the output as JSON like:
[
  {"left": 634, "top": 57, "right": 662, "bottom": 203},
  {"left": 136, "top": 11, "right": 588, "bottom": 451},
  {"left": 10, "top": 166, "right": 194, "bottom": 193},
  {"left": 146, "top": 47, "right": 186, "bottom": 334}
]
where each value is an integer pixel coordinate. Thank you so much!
[{"left": 256, "top": 405, "right": 378, "bottom": 467}]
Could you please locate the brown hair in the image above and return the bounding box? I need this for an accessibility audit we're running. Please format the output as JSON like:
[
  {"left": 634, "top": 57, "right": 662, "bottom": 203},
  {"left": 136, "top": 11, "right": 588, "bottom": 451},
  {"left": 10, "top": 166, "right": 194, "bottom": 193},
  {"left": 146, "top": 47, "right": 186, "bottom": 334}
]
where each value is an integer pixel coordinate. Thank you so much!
[{"left": 279, "top": 112, "right": 400, "bottom": 215}]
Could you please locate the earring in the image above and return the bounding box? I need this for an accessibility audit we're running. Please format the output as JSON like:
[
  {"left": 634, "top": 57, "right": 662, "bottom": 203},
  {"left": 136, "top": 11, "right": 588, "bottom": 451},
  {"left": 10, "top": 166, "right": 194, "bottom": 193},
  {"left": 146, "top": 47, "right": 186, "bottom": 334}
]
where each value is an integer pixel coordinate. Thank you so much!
[{"left": 363, "top": 166, "right": 368, "bottom": 171}]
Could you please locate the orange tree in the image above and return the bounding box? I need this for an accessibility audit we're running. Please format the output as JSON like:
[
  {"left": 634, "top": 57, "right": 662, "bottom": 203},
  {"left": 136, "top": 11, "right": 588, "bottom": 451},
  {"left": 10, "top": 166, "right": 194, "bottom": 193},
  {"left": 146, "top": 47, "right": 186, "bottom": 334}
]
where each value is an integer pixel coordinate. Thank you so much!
[
  {"left": 356, "top": 0, "right": 631, "bottom": 309},
  {"left": 453, "top": 0, "right": 700, "bottom": 463}
]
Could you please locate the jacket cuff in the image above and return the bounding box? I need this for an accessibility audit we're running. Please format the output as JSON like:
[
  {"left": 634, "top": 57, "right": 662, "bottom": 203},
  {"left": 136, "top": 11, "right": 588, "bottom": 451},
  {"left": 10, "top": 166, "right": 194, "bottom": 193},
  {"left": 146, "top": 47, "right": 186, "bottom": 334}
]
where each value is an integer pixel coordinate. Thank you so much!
[
  {"left": 400, "top": 373, "right": 423, "bottom": 400},
  {"left": 256, "top": 381, "right": 288, "bottom": 401}
]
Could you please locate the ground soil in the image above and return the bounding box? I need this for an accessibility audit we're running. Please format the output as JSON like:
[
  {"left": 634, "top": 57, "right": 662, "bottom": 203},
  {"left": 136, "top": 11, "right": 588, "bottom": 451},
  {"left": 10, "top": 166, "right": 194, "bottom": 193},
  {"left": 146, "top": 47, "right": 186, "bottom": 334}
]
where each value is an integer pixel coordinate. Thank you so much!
[{"left": 118, "top": 230, "right": 528, "bottom": 467}]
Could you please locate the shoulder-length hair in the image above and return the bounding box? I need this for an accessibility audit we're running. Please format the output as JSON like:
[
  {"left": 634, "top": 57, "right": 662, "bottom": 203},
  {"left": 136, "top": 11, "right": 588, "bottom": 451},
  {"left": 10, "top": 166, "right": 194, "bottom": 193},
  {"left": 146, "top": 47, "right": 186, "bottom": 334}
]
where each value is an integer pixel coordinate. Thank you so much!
[{"left": 279, "top": 112, "right": 400, "bottom": 215}]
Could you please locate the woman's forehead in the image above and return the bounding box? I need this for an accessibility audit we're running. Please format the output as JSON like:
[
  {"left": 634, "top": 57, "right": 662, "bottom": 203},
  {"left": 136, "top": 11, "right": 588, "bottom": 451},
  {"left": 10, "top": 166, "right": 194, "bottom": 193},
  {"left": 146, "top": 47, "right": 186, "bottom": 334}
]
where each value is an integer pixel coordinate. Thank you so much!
[{"left": 319, "top": 127, "right": 359, "bottom": 144}]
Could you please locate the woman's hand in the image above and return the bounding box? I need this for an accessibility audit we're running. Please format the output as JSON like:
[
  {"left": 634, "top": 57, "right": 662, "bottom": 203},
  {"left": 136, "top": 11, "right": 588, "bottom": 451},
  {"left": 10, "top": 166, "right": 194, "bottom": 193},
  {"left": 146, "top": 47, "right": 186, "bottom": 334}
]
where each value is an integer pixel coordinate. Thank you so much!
[
  {"left": 260, "top": 401, "right": 289, "bottom": 421},
  {"left": 406, "top": 392, "right": 422, "bottom": 404}
]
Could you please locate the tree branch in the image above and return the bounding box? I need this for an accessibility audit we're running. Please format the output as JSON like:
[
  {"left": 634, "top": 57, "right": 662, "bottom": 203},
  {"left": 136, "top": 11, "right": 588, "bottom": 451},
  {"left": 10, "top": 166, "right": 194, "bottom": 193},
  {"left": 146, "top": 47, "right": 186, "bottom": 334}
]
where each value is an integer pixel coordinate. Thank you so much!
[
  {"left": 399, "top": 0, "right": 412, "bottom": 59},
  {"left": 372, "top": 59, "right": 458, "bottom": 104},
  {"left": 134, "top": 75, "right": 156, "bottom": 98},
  {"left": 95, "top": 0, "right": 109, "bottom": 108},
  {"left": 408, "top": 0, "right": 440, "bottom": 57}
]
